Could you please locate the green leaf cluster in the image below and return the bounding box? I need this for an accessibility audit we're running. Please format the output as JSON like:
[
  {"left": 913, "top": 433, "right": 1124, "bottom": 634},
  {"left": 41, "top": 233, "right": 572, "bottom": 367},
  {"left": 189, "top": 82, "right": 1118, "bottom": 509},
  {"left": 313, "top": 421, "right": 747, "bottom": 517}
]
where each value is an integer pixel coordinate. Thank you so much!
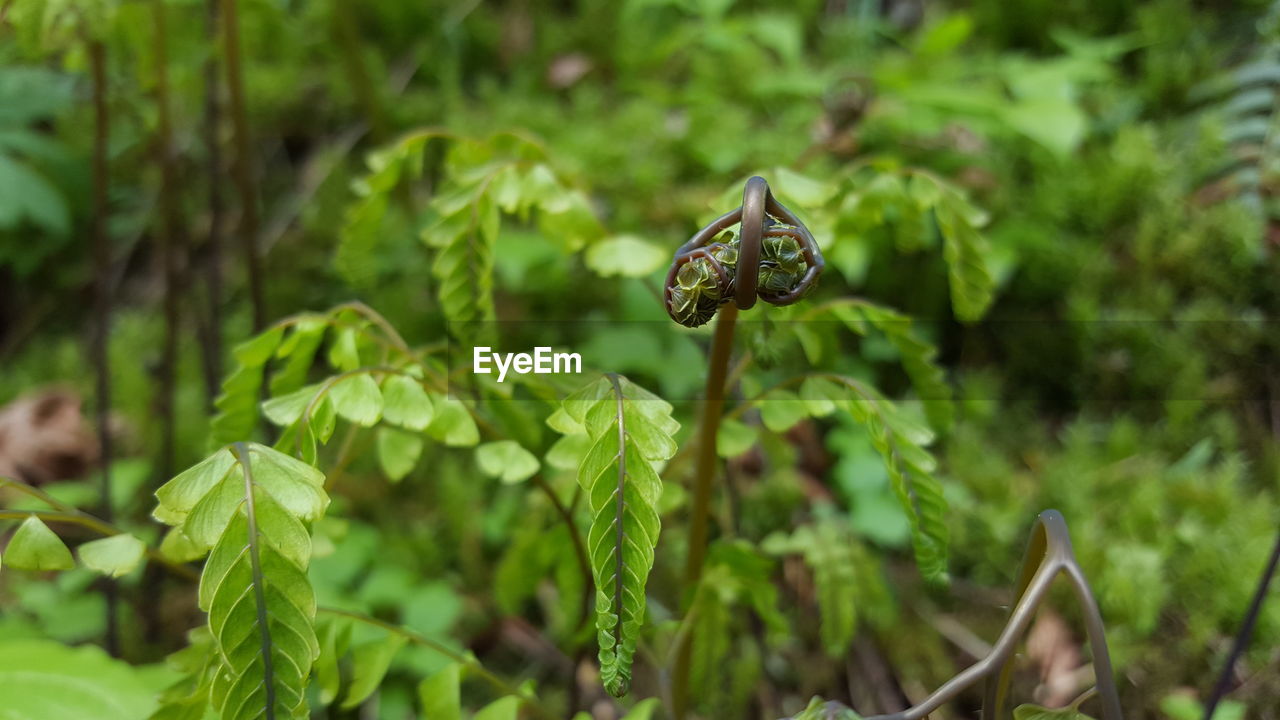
[{"left": 152, "top": 443, "right": 329, "bottom": 720}]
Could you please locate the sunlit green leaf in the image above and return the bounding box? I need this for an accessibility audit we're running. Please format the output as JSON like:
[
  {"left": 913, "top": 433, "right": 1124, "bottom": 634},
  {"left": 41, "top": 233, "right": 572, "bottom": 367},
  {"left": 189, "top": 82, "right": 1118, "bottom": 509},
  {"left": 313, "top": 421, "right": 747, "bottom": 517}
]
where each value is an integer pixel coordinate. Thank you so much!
[
  {"left": 77, "top": 533, "right": 146, "bottom": 578},
  {"left": 4, "top": 515, "right": 74, "bottom": 570},
  {"left": 476, "top": 440, "right": 540, "bottom": 483}
]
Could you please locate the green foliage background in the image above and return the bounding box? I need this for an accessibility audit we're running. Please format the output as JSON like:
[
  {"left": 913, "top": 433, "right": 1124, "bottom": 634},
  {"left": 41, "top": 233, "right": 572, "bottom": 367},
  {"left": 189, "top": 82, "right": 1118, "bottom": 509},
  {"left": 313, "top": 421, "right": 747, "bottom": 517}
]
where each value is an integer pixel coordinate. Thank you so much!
[{"left": 2, "top": 0, "right": 1279, "bottom": 718}]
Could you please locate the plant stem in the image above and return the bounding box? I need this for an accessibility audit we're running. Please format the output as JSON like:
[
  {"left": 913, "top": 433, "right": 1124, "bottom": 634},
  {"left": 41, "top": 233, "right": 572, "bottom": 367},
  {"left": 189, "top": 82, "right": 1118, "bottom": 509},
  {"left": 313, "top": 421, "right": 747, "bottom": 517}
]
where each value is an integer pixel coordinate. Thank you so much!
[
  {"left": 199, "top": 0, "right": 225, "bottom": 408},
  {"left": 153, "top": 0, "right": 181, "bottom": 485},
  {"left": 329, "top": 0, "right": 387, "bottom": 140},
  {"left": 234, "top": 442, "right": 278, "bottom": 720},
  {"left": 532, "top": 474, "right": 593, "bottom": 632},
  {"left": 1203, "top": 525, "right": 1280, "bottom": 719},
  {"left": 316, "top": 607, "right": 560, "bottom": 720},
  {"left": 672, "top": 303, "right": 739, "bottom": 719},
  {"left": 221, "top": 0, "right": 267, "bottom": 330},
  {"left": 87, "top": 35, "right": 118, "bottom": 658}
]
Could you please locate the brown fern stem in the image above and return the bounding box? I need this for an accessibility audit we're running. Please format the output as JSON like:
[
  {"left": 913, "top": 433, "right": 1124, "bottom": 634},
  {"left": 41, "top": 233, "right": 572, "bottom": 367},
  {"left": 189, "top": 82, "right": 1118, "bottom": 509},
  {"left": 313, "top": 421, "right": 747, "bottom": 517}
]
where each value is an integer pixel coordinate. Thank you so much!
[
  {"left": 221, "top": 0, "right": 267, "bottom": 330},
  {"left": 87, "top": 35, "right": 118, "bottom": 658},
  {"left": 672, "top": 303, "right": 738, "bottom": 719},
  {"left": 199, "top": 0, "right": 225, "bottom": 407},
  {"left": 153, "top": 0, "right": 181, "bottom": 483}
]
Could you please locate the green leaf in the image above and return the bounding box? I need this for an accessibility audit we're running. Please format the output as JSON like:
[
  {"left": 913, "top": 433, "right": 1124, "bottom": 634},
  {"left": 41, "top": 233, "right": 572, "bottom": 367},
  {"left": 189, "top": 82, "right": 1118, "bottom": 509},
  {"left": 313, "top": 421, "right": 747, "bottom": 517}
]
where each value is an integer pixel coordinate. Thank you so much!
[
  {"left": 426, "top": 394, "right": 480, "bottom": 446},
  {"left": 716, "top": 418, "right": 758, "bottom": 457},
  {"left": 424, "top": 190, "right": 498, "bottom": 340},
  {"left": 546, "top": 432, "right": 592, "bottom": 470},
  {"left": 377, "top": 427, "right": 424, "bottom": 482},
  {"left": 150, "top": 628, "right": 220, "bottom": 720},
  {"left": 211, "top": 328, "right": 285, "bottom": 444},
  {"left": 760, "top": 390, "right": 809, "bottom": 432},
  {"left": 585, "top": 235, "right": 667, "bottom": 278},
  {"left": 340, "top": 633, "right": 406, "bottom": 709},
  {"left": 204, "top": 513, "right": 316, "bottom": 719},
  {"left": 476, "top": 440, "right": 541, "bottom": 483},
  {"left": 4, "top": 515, "right": 74, "bottom": 570},
  {"left": 337, "top": 138, "right": 425, "bottom": 288},
  {"left": 328, "top": 373, "right": 384, "bottom": 426},
  {"left": 0, "top": 638, "right": 173, "bottom": 719},
  {"left": 381, "top": 375, "right": 435, "bottom": 431},
  {"left": 261, "top": 384, "right": 320, "bottom": 427},
  {"left": 190, "top": 443, "right": 324, "bottom": 720},
  {"left": 0, "top": 154, "right": 70, "bottom": 236},
  {"left": 855, "top": 303, "right": 954, "bottom": 433},
  {"left": 557, "top": 375, "right": 680, "bottom": 697},
  {"left": 765, "top": 518, "right": 859, "bottom": 656},
  {"left": 799, "top": 377, "right": 948, "bottom": 582},
  {"left": 772, "top": 167, "right": 836, "bottom": 207},
  {"left": 474, "top": 696, "right": 520, "bottom": 720},
  {"left": 327, "top": 327, "right": 361, "bottom": 372},
  {"left": 1003, "top": 96, "right": 1087, "bottom": 157},
  {"left": 159, "top": 528, "right": 206, "bottom": 563},
  {"left": 77, "top": 533, "right": 146, "bottom": 578},
  {"left": 269, "top": 318, "right": 327, "bottom": 396},
  {"left": 314, "top": 619, "right": 349, "bottom": 706},
  {"left": 1159, "top": 695, "right": 1243, "bottom": 720},
  {"left": 622, "top": 698, "right": 662, "bottom": 720},
  {"left": 935, "top": 195, "right": 995, "bottom": 323},
  {"left": 155, "top": 443, "right": 327, "bottom": 554},
  {"left": 417, "top": 664, "right": 461, "bottom": 720}
]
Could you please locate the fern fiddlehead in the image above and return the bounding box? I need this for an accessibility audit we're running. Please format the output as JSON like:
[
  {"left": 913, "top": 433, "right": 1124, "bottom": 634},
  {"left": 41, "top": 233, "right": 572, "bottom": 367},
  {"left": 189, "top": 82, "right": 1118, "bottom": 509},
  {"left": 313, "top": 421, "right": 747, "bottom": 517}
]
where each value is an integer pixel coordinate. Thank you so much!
[{"left": 664, "top": 176, "right": 825, "bottom": 328}]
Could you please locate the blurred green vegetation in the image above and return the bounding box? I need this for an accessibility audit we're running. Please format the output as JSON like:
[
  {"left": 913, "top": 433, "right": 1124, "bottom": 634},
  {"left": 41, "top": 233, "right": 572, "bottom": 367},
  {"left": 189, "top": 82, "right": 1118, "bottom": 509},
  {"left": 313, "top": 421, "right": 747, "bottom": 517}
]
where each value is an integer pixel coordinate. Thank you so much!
[{"left": 2, "top": 0, "right": 1279, "bottom": 718}]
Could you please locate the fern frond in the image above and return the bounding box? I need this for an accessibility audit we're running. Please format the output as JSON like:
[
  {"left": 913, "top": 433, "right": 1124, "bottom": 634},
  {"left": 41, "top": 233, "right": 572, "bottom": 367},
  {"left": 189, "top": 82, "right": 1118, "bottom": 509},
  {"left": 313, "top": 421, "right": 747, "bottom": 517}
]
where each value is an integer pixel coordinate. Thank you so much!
[
  {"left": 799, "top": 376, "right": 949, "bottom": 582},
  {"left": 554, "top": 374, "right": 679, "bottom": 697},
  {"left": 153, "top": 443, "right": 327, "bottom": 720}
]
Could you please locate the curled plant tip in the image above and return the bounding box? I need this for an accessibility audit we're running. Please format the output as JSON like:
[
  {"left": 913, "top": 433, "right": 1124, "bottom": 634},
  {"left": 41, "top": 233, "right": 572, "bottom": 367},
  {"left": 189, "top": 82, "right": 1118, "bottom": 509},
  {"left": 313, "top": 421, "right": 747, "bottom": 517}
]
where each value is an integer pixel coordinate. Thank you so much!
[{"left": 665, "top": 176, "right": 824, "bottom": 327}]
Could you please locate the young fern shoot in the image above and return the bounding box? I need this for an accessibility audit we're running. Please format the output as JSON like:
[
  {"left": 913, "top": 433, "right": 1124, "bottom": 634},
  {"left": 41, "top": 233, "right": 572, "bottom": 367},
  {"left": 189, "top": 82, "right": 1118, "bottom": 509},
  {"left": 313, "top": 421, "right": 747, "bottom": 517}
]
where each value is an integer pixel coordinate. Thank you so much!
[{"left": 551, "top": 374, "right": 680, "bottom": 697}]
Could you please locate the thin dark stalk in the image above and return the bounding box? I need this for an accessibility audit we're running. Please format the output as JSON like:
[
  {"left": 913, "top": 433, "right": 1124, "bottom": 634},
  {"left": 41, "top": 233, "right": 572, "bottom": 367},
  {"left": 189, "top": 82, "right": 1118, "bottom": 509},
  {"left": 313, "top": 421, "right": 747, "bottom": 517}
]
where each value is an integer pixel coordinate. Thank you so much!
[
  {"left": 234, "top": 443, "right": 277, "bottom": 720},
  {"left": 153, "top": 0, "right": 181, "bottom": 484},
  {"left": 672, "top": 303, "right": 738, "bottom": 719},
  {"left": 532, "top": 474, "right": 593, "bottom": 632},
  {"left": 87, "top": 36, "right": 118, "bottom": 658},
  {"left": 607, "top": 373, "right": 628, "bottom": 665},
  {"left": 1203, "top": 525, "right": 1280, "bottom": 719},
  {"left": 221, "top": 0, "right": 266, "bottom": 330},
  {"left": 329, "top": 0, "right": 387, "bottom": 140},
  {"left": 199, "top": 0, "right": 225, "bottom": 407}
]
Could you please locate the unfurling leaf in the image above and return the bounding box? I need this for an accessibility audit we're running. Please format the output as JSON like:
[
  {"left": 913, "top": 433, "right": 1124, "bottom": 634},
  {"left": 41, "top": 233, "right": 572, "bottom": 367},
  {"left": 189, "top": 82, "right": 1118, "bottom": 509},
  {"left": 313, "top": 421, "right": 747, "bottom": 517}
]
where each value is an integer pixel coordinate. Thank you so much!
[{"left": 554, "top": 375, "right": 680, "bottom": 697}]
